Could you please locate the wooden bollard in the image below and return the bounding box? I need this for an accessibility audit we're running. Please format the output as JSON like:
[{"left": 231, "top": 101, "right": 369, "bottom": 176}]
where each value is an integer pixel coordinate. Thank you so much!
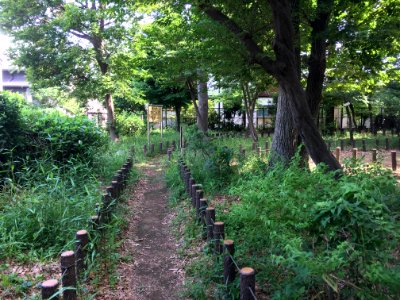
[
  {"left": 206, "top": 207, "right": 215, "bottom": 242},
  {"left": 224, "top": 240, "right": 236, "bottom": 285},
  {"left": 60, "top": 251, "right": 77, "bottom": 300},
  {"left": 372, "top": 149, "right": 377, "bottom": 162},
  {"left": 362, "top": 139, "right": 366, "bottom": 152},
  {"left": 391, "top": 151, "right": 397, "bottom": 171},
  {"left": 200, "top": 199, "right": 208, "bottom": 239},
  {"left": 159, "top": 142, "right": 163, "bottom": 153},
  {"left": 41, "top": 279, "right": 59, "bottom": 299},
  {"left": 213, "top": 221, "right": 225, "bottom": 254},
  {"left": 111, "top": 180, "right": 119, "bottom": 198},
  {"left": 257, "top": 147, "right": 261, "bottom": 157},
  {"left": 143, "top": 144, "right": 147, "bottom": 156},
  {"left": 385, "top": 138, "right": 390, "bottom": 150},
  {"left": 196, "top": 189, "right": 204, "bottom": 221},
  {"left": 352, "top": 148, "right": 357, "bottom": 160},
  {"left": 90, "top": 215, "right": 99, "bottom": 230},
  {"left": 340, "top": 139, "right": 344, "bottom": 151},
  {"left": 191, "top": 183, "right": 199, "bottom": 207},
  {"left": 75, "top": 230, "right": 89, "bottom": 277},
  {"left": 185, "top": 172, "right": 191, "bottom": 194},
  {"left": 189, "top": 178, "right": 196, "bottom": 197},
  {"left": 167, "top": 149, "right": 172, "bottom": 161},
  {"left": 150, "top": 144, "right": 155, "bottom": 154},
  {"left": 240, "top": 267, "right": 256, "bottom": 300},
  {"left": 335, "top": 147, "right": 340, "bottom": 161}
]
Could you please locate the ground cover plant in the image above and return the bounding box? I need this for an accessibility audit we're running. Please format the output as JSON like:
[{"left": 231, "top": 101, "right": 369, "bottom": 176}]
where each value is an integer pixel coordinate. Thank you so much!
[{"left": 172, "top": 128, "right": 400, "bottom": 299}]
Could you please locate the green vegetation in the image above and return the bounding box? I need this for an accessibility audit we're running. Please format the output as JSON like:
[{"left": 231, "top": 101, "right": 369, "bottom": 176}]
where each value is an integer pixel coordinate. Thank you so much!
[{"left": 167, "top": 128, "right": 400, "bottom": 299}]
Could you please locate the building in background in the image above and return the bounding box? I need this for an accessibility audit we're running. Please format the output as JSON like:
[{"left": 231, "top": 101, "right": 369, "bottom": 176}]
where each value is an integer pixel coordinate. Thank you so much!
[{"left": 0, "top": 65, "right": 33, "bottom": 102}]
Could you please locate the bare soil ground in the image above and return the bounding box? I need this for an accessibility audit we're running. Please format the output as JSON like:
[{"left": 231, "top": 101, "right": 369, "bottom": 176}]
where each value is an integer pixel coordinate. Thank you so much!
[{"left": 98, "top": 157, "right": 184, "bottom": 300}]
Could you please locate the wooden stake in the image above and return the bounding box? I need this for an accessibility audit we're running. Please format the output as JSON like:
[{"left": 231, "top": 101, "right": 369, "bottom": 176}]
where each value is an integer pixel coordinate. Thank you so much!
[
  {"left": 335, "top": 147, "right": 340, "bottom": 162},
  {"left": 352, "top": 148, "right": 357, "bottom": 160},
  {"left": 224, "top": 240, "right": 236, "bottom": 285},
  {"left": 60, "top": 251, "right": 77, "bottom": 300},
  {"left": 372, "top": 149, "right": 377, "bottom": 162},
  {"left": 240, "top": 267, "right": 256, "bottom": 300},
  {"left": 391, "top": 151, "right": 397, "bottom": 171},
  {"left": 213, "top": 222, "right": 225, "bottom": 254},
  {"left": 41, "top": 279, "right": 59, "bottom": 299},
  {"left": 75, "top": 230, "right": 89, "bottom": 277},
  {"left": 206, "top": 207, "right": 215, "bottom": 242}
]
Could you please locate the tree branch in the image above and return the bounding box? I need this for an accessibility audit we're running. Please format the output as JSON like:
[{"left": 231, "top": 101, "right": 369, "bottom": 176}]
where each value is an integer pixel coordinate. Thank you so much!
[{"left": 198, "top": 3, "right": 282, "bottom": 76}]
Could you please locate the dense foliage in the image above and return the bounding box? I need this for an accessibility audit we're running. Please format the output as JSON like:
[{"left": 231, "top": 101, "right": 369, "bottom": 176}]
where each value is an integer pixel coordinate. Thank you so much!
[
  {"left": 172, "top": 136, "right": 400, "bottom": 299},
  {"left": 0, "top": 92, "right": 107, "bottom": 178}
]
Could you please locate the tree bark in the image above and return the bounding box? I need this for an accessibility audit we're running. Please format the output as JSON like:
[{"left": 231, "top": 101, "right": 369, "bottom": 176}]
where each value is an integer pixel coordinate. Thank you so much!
[
  {"left": 105, "top": 93, "right": 118, "bottom": 141},
  {"left": 270, "top": 86, "right": 299, "bottom": 164},
  {"left": 242, "top": 83, "right": 258, "bottom": 141},
  {"left": 175, "top": 105, "right": 181, "bottom": 132},
  {"left": 197, "top": 80, "right": 209, "bottom": 133}
]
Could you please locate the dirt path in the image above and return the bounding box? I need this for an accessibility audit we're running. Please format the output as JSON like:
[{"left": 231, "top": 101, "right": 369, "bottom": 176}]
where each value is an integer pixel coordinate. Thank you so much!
[{"left": 99, "top": 157, "right": 184, "bottom": 299}]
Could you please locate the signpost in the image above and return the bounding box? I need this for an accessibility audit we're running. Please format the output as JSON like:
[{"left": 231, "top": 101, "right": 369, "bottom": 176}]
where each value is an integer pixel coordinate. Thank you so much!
[{"left": 147, "top": 104, "right": 163, "bottom": 146}]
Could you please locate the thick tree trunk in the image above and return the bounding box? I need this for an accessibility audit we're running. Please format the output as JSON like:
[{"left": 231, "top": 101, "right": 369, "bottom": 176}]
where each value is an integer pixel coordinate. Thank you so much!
[
  {"left": 270, "top": 86, "right": 299, "bottom": 164},
  {"left": 197, "top": 80, "right": 209, "bottom": 133},
  {"left": 175, "top": 105, "right": 181, "bottom": 132},
  {"left": 105, "top": 93, "right": 118, "bottom": 141}
]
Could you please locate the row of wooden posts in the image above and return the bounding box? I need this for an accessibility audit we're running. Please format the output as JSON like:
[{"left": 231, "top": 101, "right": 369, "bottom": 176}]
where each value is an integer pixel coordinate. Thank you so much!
[
  {"left": 143, "top": 140, "right": 177, "bottom": 156},
  {"left": 40, "top": 155, "right": 134, "bottom": 299},
  {"left": 177, "top": 158, "right": 257, "bottom": 300},
  {"left": 247, "top": 140, "right": 398, "bottom": 171}
]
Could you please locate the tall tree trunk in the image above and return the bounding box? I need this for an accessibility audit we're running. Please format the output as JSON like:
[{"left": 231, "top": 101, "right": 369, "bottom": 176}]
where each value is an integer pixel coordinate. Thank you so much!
[
  {"left": 197, "top": 80, "right": 209, "bottom": 133},
  {"left": 242, "top": 83, "right": 258, "bottom": 141},
  {"left": 105, "top": 93, "right": 118, "bottom": 141},
  {"left": 175, "top": 105, "right": 181, "bottom": 132},
  {"left": 270, "top": 86, "right": 299, "bottom": 164}
]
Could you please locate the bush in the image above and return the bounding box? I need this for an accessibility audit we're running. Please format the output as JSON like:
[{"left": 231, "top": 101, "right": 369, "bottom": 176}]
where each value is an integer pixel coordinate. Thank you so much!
[
  {"left": 223, "top": 159, "right": 400, "bottom": 299},
  {"left": 116, "top": 111, "right": 145, "bottom": 135},
  {"left": 23, "top": 109, "right": 107, "bottom": 163},
  {"left": 0, "top": 92, "right": 27, "bottom": 174}
]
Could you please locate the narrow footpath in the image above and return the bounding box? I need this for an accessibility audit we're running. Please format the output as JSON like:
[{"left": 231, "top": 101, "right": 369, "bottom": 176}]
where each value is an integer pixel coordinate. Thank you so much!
[{"left": 99, "top": 157, "right": 184, "bottom": 299}]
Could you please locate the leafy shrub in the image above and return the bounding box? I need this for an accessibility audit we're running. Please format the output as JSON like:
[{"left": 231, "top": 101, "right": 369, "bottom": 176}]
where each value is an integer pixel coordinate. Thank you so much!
[
  {"left": 116, "top": 111, "right": 144, "bottom": 135},
  {"left": 223, "top": 159, "right": 400, "bottom": 299},
  {"left": 23, "top": 109, "right": 107, "bottom": 163},
  {"left": 0, "top": 92, "right": 27, "bottom": 174}
]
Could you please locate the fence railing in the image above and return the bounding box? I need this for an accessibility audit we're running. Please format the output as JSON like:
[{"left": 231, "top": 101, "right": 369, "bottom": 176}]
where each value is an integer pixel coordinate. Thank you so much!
[
  {"left": 176, "top": 156, "right": 257, "bottom": 300},
  {"left": 40, "top": 153, "right": 134, "bottom": 299}
]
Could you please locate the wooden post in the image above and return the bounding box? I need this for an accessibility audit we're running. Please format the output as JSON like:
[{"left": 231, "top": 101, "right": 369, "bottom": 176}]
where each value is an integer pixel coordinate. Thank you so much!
[
  {"left": 224, "top": 240, "right": 236, "bottom": 285},
  {"left": 196, "top": 189, "right": 204, "bottom": 221},
  {"left": 143, "top": 144, "right": 147, "bottom": 156},
  {"left": 240, "top": 267, "right": 256, "bottom": 300},
  {"left": 200, "top": 199, "right": 208, "bottom": 240},
  {"left": 257, "top": 147, "right": 261, "bottom": 157},
  {"left": 352, "top": 148, "right": 357, "bottom": 160},
  {"left": 206, "top": 207, "right": 215, "bottom": 242},
  {"left": 362, "top": 139, "right": 366, "bottom": 152},
  {"left": 191, "top": 183, "right": 199, "bottom": 207},
  {"left": 172, "top": 140, "right": 176, "bottom": 150},
  {"left": 213, "top": 221, "right": 225, "bottom": 254},
  {"left": 167, "top": 149, "right": 172, "bottom": 161},
  {"left": 90, "top": 215, "right": 99, "bottom": 230},
  {"left": 391, "top": 151, "right": 397, "bottom": 171},
  {"left": 41, "top": 279, "right": 59, "bottom": 299},
  {"left": 60, "top": 251, "right": 77, "bottom": 300},
  {"left": 150, "top": 144, "right": 155, "bottom": 154},
  {"left": 189, "top": 178, "right": 196, "bottom": 198},
  {"left": 352, "top": 139, "right": 356, "bottom": 149},
  {"left": 385, "top": 138, "right": 390, "bottom": 150},
  {"left": 340, "top": 139, "right": 344, "bottom": 151},
  {"left": 111, "top": 180, "right": 119, "bottom": 198},
  {"left": 335, "top": 147, "right": 340, "bottom": 162},
  {"left": 159, "top": 142, "right": 163, "bottom": 153},
  {"left": 372, "top": 149, "right": 377, "bottom": 162},
  {"left": 75, "top": 230, "right": 89, "bottom": 277},
  {"left": 265, "top": 141, "right": 269, "bottom": 151}
]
